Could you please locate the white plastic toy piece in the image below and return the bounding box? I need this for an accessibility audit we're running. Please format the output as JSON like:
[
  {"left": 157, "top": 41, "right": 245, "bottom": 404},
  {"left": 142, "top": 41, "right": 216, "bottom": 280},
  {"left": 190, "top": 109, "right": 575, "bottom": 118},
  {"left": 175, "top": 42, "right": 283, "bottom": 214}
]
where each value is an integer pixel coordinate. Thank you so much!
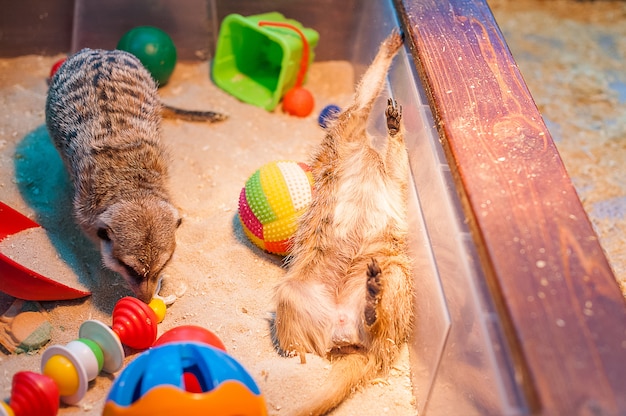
[
  {"left": 41, "top": 345, "right": 88, "bottom": 405},
  {"left": 79, "top": 320, "right": 124, "bottom": 373}
]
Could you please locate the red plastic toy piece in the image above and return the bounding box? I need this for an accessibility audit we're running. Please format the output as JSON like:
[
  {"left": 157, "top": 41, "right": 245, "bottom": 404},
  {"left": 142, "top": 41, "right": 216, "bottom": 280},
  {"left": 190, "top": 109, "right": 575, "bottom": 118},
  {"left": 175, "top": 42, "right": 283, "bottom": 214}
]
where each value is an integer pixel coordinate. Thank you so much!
[
  {"left": 111, "top": 297, "right": 158, "bottom": 350},
  {"left": 49, "top": 58, "right": 66, "bottom": 79},
  {"left": 10, "top": 371, "right": 59, "bottom": 416},
  {"left": 153, "top": 325, "right": 227, "bottom": 351},
  {"left": 0, "top": 202, "right": 91, "bottom": 301},
  {"left": 183, "top": 372, "right": 203, "bottom": 393},
  {"left": 282, "top": 87, "right": 314, "bottom": 117}
]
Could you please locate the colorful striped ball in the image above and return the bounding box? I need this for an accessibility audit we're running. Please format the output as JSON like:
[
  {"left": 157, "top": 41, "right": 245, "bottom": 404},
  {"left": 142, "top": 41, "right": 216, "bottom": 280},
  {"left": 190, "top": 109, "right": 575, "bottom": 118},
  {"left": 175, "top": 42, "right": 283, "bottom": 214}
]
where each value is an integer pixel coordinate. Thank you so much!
[{"left": 238, "top": 161, "right": 314, "bottom": 255}]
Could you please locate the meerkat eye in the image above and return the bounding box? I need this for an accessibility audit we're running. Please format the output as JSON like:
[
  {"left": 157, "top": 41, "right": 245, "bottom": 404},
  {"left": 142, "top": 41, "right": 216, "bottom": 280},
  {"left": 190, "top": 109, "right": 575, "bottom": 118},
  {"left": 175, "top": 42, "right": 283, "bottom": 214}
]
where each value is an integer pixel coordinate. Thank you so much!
[
  {"left": 176, "top": 218, "right": 182, "bottom": 228},
  {"left": 121, "top": 262, "right": 143, "bottom": 283},
  {"left": 97, "top": 227, "right": 111, "bottom": 241}
]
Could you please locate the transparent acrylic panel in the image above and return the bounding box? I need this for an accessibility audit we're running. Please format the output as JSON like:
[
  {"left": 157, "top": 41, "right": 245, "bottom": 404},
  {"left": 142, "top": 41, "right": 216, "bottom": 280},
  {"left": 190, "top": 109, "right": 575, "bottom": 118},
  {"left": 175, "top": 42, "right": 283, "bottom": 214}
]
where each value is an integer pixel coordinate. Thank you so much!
[
  {"left": 385, "top": 28, "right": 528, "bottom": 416},
  {"left": 386, "top": 48, "right": 452, "bottom": 415},
  {"left": 72, "top": 0, "right": 212, "bottom": 59}
]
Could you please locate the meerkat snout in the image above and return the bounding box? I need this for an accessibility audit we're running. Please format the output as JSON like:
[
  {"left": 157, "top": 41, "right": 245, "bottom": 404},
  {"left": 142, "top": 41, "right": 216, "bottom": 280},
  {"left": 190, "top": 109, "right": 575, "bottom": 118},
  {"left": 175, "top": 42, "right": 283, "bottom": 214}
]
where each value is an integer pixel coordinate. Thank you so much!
[{"left": 95, "top": 199, "right": 181, "bottom": 303}]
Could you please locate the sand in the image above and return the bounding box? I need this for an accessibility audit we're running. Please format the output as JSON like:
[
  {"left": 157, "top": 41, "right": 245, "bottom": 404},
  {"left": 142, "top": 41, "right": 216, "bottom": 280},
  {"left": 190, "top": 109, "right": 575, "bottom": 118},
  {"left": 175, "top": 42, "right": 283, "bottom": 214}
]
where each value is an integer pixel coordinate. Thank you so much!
[
  {"left": 0, "top": 227, "right": 89, "bottom": 293},
  {"left": 0, "top": 56, "right": 416, "bottom": 415}
]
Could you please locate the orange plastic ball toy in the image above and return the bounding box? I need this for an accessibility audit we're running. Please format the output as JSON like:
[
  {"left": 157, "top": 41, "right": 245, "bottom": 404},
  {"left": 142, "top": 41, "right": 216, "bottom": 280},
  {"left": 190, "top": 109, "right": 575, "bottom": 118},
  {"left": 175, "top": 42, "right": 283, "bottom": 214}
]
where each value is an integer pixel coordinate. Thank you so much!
[{"left": 282, "top": 87, "right": 314, "bottom": 117}]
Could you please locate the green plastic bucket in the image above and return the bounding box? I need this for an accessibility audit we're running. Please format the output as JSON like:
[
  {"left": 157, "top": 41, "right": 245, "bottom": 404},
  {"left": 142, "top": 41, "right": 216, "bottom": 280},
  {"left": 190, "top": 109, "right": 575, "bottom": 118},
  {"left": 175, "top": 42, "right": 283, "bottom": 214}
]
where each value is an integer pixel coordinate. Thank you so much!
[{"left": 212, "top": 12, "right": 319, "bottom": 111}]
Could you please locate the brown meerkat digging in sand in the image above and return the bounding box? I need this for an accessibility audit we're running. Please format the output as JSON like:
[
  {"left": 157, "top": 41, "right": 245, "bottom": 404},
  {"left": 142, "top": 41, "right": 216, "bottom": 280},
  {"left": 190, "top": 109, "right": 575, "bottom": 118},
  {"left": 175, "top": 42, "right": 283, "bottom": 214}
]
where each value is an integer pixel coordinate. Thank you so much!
[{"left": 45, "top": 48, "right": 225, "bottom": 302}]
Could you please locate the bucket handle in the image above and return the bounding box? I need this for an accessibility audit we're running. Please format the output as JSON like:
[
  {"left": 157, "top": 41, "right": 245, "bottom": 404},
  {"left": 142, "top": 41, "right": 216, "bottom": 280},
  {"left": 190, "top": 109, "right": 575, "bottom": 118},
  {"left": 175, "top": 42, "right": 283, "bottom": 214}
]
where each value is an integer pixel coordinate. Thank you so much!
[{"left": 258, "top": 21, "right": 310, "bottom": 88}]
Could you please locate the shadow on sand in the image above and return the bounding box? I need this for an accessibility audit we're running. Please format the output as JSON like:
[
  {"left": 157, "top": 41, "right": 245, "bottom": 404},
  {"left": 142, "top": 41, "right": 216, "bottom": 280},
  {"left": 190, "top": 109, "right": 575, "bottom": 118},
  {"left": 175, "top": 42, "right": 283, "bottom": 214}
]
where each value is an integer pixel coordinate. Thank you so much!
[{"left": 13, "top": 125, "right": 133, "bottom": 313}]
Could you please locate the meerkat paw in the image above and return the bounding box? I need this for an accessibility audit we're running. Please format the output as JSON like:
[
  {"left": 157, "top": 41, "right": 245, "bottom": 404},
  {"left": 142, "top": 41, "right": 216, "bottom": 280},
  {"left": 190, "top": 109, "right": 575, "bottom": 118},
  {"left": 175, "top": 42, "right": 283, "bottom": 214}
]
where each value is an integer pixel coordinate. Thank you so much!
[
  {"left": 365, "top": 259, "right": 383, "bottom": 326},
  {"left": 386, "top": 98, "right": 402, "bottom": 136},
  {"left": 153, "top": 274, "right": 188, "bottom": 305}
]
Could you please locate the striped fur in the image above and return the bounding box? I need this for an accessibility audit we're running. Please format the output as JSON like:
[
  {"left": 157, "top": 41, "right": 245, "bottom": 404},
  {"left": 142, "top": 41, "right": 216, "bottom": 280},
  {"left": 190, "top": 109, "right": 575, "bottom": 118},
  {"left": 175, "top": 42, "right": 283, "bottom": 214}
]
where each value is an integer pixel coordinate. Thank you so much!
[{"left": 46, "top": 49, "right": 180, "bottom": 303}]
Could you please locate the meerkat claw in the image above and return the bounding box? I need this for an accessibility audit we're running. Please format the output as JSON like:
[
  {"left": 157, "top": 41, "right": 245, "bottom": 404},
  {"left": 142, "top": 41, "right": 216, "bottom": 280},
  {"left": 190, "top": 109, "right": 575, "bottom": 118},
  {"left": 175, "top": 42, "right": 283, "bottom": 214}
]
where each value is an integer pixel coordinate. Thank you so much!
[
  {"left": 365, "top": 259, "right": 383, "bottom": 327},
  {"left": 386, "top": 98, "right": 402, "bottom": 136}
]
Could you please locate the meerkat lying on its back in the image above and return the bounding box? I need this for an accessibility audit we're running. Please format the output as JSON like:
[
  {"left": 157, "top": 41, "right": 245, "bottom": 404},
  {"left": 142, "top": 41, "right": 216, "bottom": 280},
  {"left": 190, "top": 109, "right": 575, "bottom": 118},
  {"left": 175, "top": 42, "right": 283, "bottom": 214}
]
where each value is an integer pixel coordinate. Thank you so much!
[
  {"left": 273, "top": 31, "right": 413, "bottom": 415},
  {"left": 45, "top": 48, "right": 200, "bottom": 303}
]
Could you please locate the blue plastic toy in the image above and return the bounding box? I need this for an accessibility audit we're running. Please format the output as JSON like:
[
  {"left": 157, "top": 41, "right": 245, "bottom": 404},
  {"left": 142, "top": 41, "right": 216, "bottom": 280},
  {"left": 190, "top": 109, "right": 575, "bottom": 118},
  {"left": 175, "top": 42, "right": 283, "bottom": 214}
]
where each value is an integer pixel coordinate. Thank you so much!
[
  {"left": 103, "top": 342, "right": 267, "bottom": 415},
  {"left": 318, "top": 104, "right": 341, "bottom": 129}
]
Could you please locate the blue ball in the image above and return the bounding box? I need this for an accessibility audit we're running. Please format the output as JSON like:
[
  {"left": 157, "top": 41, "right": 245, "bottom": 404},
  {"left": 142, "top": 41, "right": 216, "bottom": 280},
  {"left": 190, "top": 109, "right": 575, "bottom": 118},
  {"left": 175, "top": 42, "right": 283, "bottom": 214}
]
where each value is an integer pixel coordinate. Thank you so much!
[
  {"left": 105, "top": 342, "right": 264, "bottom": 410},
  {"left": 318, "top": 104, "right": 341, "bottom": 129}
]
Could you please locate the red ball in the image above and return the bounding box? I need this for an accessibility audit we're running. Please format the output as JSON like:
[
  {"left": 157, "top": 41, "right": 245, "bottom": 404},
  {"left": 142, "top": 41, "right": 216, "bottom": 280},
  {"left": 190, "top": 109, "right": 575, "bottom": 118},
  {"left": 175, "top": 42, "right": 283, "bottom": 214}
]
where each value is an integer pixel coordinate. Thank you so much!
[
  {"left": 282, "top": 87, "right": 314, "bottom": 117},
  {"left": 153, "top": 325, "right": 226, "bottom": 351},
  {"left": 49, "top": 57, "right": 66, "bottom": 79}
]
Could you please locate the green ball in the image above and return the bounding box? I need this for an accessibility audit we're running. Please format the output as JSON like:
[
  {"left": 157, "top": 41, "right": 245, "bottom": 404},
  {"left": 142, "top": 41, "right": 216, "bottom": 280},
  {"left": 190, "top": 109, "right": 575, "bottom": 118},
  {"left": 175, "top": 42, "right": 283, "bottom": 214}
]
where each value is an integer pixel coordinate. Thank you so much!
[{"left": 117, "top": 26, "right": 177, "bottom": 86}]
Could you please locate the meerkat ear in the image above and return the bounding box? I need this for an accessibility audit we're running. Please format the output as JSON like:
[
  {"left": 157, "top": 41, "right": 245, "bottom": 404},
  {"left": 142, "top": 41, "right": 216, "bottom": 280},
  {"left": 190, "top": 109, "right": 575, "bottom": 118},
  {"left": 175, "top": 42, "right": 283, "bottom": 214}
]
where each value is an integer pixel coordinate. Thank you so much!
[
  {"left": 158, "top": 200, "right": 181, "bottom": 227},
  {"left": 97, "top": 227, "right": 111, "bottom": 241},
  {"left": 95, "top": 207, "right": 117, "bottom": 242}
]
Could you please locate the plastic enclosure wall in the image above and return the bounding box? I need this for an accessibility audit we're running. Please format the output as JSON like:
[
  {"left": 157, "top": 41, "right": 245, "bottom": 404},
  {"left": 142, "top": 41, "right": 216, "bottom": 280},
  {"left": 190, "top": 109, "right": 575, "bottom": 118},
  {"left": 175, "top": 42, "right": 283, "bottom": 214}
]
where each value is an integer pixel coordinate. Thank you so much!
[{"left": 363, "top": 2, "right": 524, "bottom": 414}]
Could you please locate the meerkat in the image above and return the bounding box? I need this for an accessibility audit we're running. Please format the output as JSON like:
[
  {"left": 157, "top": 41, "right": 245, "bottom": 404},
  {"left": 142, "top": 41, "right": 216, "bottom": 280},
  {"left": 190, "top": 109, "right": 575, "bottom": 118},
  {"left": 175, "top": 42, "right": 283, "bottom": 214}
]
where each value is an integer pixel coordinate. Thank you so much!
[
  {"left": 45, "top": 48, "right": 220, "bottom": 303},
  {"left": 273, "top": 31, "right": 413, "bottom": 415}
]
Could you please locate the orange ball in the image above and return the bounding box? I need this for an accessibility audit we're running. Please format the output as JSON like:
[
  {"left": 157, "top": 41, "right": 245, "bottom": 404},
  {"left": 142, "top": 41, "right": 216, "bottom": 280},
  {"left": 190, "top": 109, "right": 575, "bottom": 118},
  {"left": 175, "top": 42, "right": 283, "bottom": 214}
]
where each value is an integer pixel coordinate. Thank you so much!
[{"left": 282, "top": 87, "right": 314, "bottom": 117}]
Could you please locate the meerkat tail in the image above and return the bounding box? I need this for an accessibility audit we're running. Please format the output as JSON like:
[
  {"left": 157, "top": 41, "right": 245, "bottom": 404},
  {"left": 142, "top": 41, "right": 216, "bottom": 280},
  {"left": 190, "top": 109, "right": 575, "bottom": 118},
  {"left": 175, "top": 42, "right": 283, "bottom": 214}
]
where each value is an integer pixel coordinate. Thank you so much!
[
  {"left": 161, "top": 104, "right": 228, "bottom": 122},
  {"left": 294, "top": 353, "right": 379, "bottom": 416},
  {"left": 352, "top": 31, "right": 404, "bottom": 112}
]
